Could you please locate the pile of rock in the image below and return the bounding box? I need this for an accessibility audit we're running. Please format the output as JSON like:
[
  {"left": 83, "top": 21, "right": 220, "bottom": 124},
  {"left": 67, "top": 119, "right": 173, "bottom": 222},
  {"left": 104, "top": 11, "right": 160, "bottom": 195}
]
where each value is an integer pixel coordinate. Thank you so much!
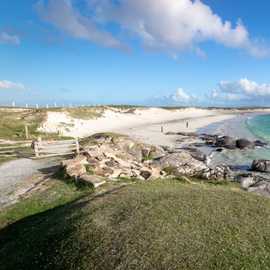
[{"left": 61, "top": 133, "right": 234, "bottom": 188}]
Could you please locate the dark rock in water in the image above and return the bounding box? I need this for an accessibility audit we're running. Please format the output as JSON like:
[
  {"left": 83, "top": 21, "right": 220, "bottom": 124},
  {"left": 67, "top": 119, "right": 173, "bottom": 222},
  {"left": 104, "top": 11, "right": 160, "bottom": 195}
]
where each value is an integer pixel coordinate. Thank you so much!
[
  {"left": 254, "top": 140, "right": 267, "bottom": 147},
  {"left": 199, "top": 134, "right": 267, "bottom": 151},
  {"left": 192, "top": 143, "right": 205, "bottom": 148},
  {"left": 215, "top": 136, "right": 236, "bottom": 149},
  {"left": 200, "top": 134, "right": 218, "bottom": 146},
  {"left": 252, "top": 160, "right": 270, "bottom": 173},
  {"left": 216, "top": 148, "right": 223, "bottom": 152},
  {"left": 236, "top": 139, "right": 254, "bottom": 149}
]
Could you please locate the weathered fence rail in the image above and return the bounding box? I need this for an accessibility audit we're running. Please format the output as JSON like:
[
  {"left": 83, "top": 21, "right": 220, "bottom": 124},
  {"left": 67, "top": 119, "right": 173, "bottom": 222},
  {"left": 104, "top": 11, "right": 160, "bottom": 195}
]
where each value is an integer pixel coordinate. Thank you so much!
[
  {"left": 0, "top": 139, "right": 79, "bottom": 159},
  {"left": 34, "top": 139, "right": 79, "bottom": 158},
  {"left": 0, "top": 141, "right": 32, "bottom": 158}
]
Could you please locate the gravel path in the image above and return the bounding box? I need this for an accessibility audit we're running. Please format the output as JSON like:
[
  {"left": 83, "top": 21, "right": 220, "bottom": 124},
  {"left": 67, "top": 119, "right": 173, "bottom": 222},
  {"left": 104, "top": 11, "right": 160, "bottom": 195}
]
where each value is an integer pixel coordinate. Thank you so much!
[{"left": 0, "top": 158, "right": 61, "bottom": 208}]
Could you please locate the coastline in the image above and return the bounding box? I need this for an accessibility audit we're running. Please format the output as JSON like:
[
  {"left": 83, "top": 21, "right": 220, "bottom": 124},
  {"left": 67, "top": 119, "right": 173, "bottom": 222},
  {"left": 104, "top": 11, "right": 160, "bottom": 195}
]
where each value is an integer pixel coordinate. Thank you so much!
[
  {"left": 40, "top": 107, "right": 252, "bottom": 145},
  {"left": 39, "top": 107, "right": 270, "bottom": 150}
]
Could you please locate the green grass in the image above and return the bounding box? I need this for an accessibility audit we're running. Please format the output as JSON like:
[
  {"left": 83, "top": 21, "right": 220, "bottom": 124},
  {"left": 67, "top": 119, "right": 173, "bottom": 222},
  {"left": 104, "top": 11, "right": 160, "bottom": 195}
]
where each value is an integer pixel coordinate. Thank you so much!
[
  {"left": 0, "top": 178, "right": 93, "bottom": 230},
  {"left": 1, "top": 179, "right": 270, "bottom": 270}
]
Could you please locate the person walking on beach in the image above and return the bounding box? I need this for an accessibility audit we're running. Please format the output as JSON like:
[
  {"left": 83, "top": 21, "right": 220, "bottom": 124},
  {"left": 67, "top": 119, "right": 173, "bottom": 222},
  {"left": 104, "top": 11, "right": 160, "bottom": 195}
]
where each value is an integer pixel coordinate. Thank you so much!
[{"left": 186, "top": 121, "right": 189, "bottom": 129}]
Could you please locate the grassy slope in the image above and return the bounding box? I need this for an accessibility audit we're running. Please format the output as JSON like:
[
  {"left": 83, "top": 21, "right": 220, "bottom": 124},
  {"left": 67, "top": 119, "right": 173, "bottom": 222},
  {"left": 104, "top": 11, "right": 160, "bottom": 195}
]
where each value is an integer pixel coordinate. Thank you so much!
[
  {"left": 1, "top": 180, "right": 270, "bottom": 270},
  {"left": 0, "top": 106, "right": 109, "bottom": 141},
  {"left": 0, "top": 108, "right": 61, "bottom": 140},
  {"left": 0, "top": 178, "right": 93, "bottom": 230}
]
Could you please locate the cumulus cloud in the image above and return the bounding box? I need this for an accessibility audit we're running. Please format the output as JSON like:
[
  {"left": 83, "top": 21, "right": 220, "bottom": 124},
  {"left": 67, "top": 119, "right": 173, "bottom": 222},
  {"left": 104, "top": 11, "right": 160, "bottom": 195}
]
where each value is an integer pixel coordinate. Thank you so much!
[
  {"left": 91, "top": 0, "right": 267, "bottom": 57},
  {"left": 0, "top": 32, "right": 20, "bottom": 45},
  {"left": 36, "top": 0, "right": 125, "bottom": 50},
  {"left": 35, "top": 0, "right": 268, "bottom": 57},
  {"left": 172, "top": 88, "right": 196, "bottom": 102},
  {"left": 0, "top": 80, "right": 25, "bottom": 90},
  {"left": 149, "top": 88, "right": 198, "bottom": 106},
  {"left": 210, "top": 78, "right": 270, "bottom": 103}
]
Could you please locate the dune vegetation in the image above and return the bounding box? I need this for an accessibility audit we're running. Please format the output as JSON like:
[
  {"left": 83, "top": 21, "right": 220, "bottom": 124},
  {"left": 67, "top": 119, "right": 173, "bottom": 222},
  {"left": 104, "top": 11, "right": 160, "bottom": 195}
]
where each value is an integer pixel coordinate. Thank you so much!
[{"left": 1, "top": 179, "right": 270, "bottom": 270}]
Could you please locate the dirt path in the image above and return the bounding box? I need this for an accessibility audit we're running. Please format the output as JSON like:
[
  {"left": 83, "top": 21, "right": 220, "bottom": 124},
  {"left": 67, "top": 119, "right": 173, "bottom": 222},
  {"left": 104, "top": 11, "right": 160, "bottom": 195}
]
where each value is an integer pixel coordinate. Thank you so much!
[{"left": 0, "top": 158, "right": 61, "bottom": 209}]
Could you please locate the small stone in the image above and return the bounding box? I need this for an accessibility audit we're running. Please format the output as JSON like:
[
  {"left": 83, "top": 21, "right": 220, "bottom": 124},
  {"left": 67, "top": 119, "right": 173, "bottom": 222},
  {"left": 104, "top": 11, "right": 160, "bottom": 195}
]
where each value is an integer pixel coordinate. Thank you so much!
[{"left": 140, "top": 170, "right": 152, "bottom": 180}]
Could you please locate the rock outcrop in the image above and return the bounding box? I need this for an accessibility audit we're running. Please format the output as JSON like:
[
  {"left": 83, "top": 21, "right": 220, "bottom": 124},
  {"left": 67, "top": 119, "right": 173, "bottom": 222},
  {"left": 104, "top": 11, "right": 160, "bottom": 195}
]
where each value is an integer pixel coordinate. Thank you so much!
[
  {"left": 251, "top": 160, "right": 270, "bottom": 173},
  {"left": 199, "top": 134, "right": 267, "bottom": 150},
  {"left": 236, "top": 173, "right": 270, "bottom": 197},
  {"left": 61, "top": 133, "right": 234, "bottom": 188},
  {"left": 215, "top": 136, "right": 237, "bottom": 149},
  {"left": 236, "top": 139, "right": 254, "bottom": 149}
]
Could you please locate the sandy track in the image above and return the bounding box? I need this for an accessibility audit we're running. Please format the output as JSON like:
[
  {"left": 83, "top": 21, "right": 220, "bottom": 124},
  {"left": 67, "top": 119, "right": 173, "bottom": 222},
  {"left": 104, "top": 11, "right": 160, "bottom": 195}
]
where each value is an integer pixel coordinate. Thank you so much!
[{"left": 0, "top": 158, "right": 60, "bottom": 209}]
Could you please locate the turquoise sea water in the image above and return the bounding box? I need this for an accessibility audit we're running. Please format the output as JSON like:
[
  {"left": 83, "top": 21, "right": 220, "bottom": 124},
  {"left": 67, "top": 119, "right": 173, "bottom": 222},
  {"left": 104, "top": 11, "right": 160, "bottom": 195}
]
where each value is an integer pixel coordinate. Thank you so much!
[
  {"left": 246, "top": 114, "right": 270, "bottom": 142},
  {"left": 203, "top": 114, "right": 270, "bottom": 169}
]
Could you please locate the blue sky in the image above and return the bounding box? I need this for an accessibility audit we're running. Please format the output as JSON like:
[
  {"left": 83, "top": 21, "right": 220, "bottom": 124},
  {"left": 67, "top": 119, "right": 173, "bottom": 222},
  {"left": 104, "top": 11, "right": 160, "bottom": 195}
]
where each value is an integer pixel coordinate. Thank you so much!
[{"left": 1, "top": 0, "right": 270, "bottom": 106}]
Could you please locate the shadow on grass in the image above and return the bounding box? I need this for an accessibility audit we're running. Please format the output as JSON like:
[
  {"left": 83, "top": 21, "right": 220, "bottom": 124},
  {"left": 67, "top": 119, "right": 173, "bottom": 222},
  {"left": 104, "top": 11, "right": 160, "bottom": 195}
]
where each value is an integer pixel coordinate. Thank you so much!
[{"left": 0, "top": 182, "right": 126, "bottom": 270}]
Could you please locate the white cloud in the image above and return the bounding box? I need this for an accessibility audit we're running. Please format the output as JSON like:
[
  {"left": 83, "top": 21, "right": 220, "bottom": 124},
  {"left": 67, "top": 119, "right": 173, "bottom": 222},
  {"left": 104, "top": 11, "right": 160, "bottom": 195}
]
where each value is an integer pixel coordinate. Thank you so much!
[
  {"left": 149, "top": 88, "right": 198, "bottom": 105},
  {"left": 36, "top": 0, "right": 126, "bottom": 50},
  {"left": 0, "top": 32, "right": 20, "bottom": 45},
  {"left": 210, "top": 78, "right": 270, "bottom": 103},
  {"left": 172, "top": 88, "right": 194, "bottom": 102},
  {"left": 89, "top": 0, "right": 267, "bottom": 57},
  {"left": 0, "top": 80, "right": 25, "bottom": 90},
  {"left": 35, "top": 0, "right": 268, "bottom": 57}
]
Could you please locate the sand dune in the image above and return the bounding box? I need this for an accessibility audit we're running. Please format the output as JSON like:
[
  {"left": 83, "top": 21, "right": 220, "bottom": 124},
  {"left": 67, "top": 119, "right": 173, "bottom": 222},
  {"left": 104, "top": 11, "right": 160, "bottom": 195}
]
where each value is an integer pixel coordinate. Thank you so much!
[{"left": 39, "top": 107, "right": 238, "bottom": 144}]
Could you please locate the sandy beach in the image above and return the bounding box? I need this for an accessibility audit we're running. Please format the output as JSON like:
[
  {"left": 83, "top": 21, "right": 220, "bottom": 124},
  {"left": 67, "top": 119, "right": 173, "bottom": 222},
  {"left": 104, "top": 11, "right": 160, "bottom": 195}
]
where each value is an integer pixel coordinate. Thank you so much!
[{"left": 39, "top": 107, "right": 270, "bottom": 147}]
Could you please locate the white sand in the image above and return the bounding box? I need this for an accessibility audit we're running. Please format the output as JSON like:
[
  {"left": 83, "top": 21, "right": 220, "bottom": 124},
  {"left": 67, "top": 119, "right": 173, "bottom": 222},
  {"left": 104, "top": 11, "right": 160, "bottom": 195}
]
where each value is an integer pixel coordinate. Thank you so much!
[{"left": 40, "top": 107, "right": 238, "bottom": 146}]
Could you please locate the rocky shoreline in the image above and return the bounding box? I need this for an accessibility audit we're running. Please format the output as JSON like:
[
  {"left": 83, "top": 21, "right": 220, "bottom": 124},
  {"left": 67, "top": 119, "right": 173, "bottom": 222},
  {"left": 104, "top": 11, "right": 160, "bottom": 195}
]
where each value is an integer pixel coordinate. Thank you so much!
[{"left": 60, "top": 132, "right": 270, "bottom": 197}]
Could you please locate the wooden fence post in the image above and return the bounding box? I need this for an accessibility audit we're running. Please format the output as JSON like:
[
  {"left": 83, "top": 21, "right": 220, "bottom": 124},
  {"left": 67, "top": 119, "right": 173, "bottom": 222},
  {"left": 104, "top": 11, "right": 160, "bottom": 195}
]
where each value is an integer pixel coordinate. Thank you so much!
[
  {"left": 25, "top": 125, "right": 29, "bottom": 139},
  {"left": 34, "top": 141, "right": 39, "bottom": 158},
  {"left": 75, "top": 138, "right": 80, "bottom": 155}
]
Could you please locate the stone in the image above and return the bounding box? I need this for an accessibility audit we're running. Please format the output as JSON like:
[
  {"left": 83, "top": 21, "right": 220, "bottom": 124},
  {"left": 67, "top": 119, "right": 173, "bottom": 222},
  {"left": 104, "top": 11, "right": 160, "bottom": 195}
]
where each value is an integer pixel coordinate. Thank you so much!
[
  {"left": 254, "top": 140, "right": 267, "bottom": 147},
  {"left": 215, "top": 136, "right": 236, "bottom": 149},
  {"left": 181, "top": 147, "right": 206, "bottom": 162},
  {"left": 140, "top": 170, "right": 152, "bottom": 180},
  {"left": 248, "top": 181, "right": 270, "bottom": 198},
  {"left": 80, "top": 174, "right": 106, "bottom": 188},
  {"left": 94, "top": 166, "right": 114, "bottom": 177},
  {"left": 62, "top": 133, "right": 239, "bottom": 187},
  {"left": 237, "top": 174, "right": 256, "bottom": 190},
  {"left": 155, "top": 152, "right": 208, "bottom": 178},
  {"left": 251, "top": 160, "right": 270, "bottom": 173},
  {"left": 65, "top": 163, "right": 86, "bottom": 178},
  {"left": 236, "top": 139, "right": 254, "bottom": 149},
  {"left": 200, "top": 134, "right": 218, "bottom": 146},
  {"left": 142, "top": 147, "right": 151, "bottom": 158},
  {"left": 61, "top": 155, "right": 88, "bottom": 167},
  {"left": 109, "top": 169, "right": 123, "bottom": 179},
  {"left": 62, "top": 155, "right": 88, "bottom": 178},
  {"left": 149, "top": 146, "right": 166, "bottom": 159},
  {"left": 201, "top": 165, "right": 233, "bottom": 181},
  {"left": 105, "top": 158, "right": 119, "bottom": 167}
]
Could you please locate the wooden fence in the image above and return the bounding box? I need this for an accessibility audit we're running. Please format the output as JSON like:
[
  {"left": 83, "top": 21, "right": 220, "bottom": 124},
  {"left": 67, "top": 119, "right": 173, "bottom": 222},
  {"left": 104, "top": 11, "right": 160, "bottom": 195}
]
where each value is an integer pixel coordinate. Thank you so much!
[
  {"left": 33, "top": 139, "right": 80, "bottom": 158},
  {"left": 0, "top": 141, "right": 32, "bottom": 158}
]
